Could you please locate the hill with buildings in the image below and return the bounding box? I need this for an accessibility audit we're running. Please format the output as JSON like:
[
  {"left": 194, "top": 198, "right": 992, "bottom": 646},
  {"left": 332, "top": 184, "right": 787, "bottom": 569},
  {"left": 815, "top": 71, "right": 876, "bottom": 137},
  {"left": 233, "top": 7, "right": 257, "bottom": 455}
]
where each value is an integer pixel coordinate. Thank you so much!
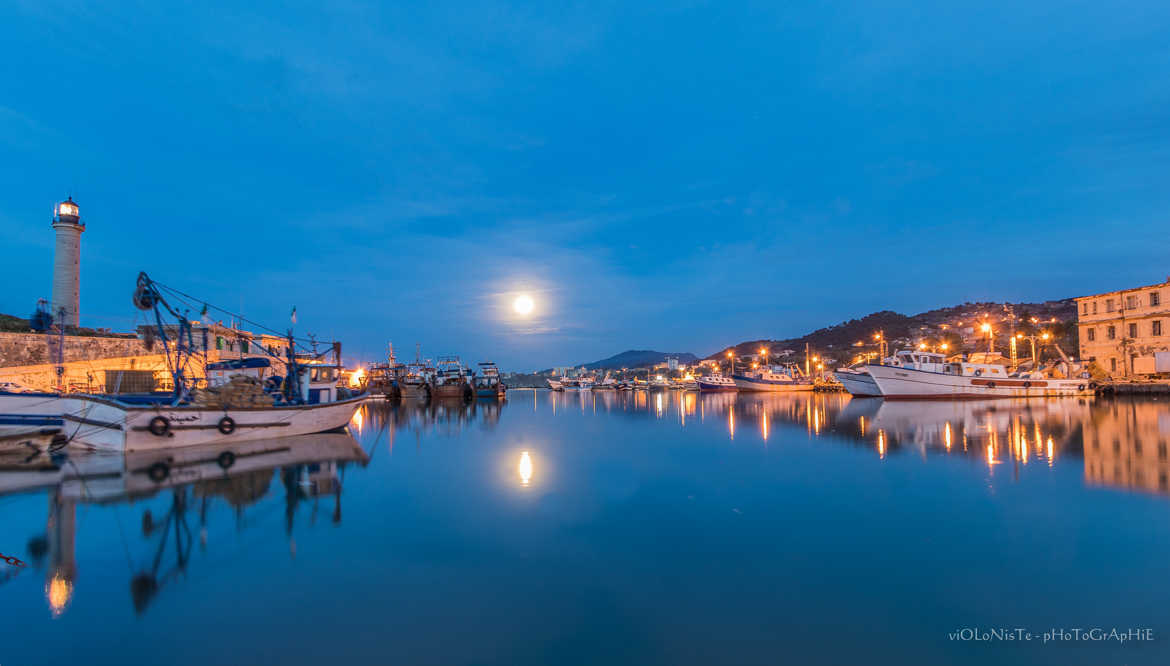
[
  {"left": 709, "top": 299, "right": 1077, "bottom": 364},
  {"left": 578, "top": 350, "right": 699, "bottom": 370}
]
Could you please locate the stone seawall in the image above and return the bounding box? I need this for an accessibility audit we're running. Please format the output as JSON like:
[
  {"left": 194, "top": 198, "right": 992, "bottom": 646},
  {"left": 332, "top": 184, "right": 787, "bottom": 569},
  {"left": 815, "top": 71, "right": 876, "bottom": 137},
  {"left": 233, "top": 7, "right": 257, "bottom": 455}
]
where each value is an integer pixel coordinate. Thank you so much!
[{"left": 0, "top": 332, "right": 148, "bottom": 368}]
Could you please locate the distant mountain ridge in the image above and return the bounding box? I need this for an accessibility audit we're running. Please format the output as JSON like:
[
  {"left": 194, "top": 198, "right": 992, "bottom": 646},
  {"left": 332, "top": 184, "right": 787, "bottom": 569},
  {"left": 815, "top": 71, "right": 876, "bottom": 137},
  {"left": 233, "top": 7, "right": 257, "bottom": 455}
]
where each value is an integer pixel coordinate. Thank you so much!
[{"left": 578, "top": 350, "right": 699, "bottom": 370}]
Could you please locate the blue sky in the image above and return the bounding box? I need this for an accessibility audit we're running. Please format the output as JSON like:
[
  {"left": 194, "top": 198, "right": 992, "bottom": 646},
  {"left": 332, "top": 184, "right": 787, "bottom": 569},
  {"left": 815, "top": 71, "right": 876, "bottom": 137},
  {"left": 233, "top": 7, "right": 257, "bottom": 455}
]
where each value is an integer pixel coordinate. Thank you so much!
[{"left": 2, "top": 1, "right": 1169, "bottom": 369}]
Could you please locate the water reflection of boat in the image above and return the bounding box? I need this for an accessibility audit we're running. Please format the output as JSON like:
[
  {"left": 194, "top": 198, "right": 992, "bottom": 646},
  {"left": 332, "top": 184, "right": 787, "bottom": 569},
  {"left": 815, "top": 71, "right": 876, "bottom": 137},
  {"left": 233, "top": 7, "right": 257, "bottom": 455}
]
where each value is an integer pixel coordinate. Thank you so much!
[{"left": 1, "top": 432, "right": 369, "bottom": 617}]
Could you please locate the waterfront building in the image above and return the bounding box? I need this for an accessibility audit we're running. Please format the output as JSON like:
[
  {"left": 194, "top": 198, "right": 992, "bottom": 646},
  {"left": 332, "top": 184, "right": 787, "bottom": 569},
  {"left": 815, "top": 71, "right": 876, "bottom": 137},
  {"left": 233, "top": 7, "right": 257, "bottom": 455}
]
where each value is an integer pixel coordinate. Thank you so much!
[{"left": 1075, "top": 279, "right": 1170, "bottom": 376}]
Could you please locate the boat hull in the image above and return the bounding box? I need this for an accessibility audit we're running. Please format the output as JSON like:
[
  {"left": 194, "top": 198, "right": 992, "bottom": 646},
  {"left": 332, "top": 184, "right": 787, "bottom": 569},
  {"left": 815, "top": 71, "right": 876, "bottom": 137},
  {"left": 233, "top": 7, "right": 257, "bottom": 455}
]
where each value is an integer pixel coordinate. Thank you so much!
[
  {"left": 696, "top": 379, "right": 737, "bottom": 392},
  {"left": 59, "top": 393, "right": 365, "bottom": 452},
  {"left": 731, "top": 375, "right": 815, "bottom": 392},
  {"left": 0, "top": 391, "right": 64, "bottom": 438},
  {"left": 432, "top": 383, "right": 470, "bottom": 399},
  {"left": 833, "top": 370, "right": 882, "bottom": 397},
  {"left": 399, "top": 383, "right": 429, "bottom": 399},
  {"left": 865, "top": 365, "right": 1094, "bottom": 399}
]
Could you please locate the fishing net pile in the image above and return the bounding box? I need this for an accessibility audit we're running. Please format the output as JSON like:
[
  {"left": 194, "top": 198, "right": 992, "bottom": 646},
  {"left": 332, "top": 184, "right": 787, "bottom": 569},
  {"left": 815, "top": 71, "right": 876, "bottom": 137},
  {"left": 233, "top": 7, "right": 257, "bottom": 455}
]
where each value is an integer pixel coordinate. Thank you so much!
[{"left": 190, "top": 375, "right": 274, "bottom": 408}]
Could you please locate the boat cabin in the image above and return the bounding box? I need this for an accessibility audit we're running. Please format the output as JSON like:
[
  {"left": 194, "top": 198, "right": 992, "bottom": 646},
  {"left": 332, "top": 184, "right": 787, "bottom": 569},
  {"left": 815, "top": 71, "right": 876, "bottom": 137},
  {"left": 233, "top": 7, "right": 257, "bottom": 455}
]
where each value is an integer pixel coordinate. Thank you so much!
[
  {"left": 475, "top": 362, "right": 502, "bottom": 388},
  {"left": 891, "top": 351, "right": 948, "bottom": 373},
  {"left": 206, "top": 357, "right": 272, "bottom": 387},
  {"left": 296, "top": 363, "right": 341, "bottom": 404}
]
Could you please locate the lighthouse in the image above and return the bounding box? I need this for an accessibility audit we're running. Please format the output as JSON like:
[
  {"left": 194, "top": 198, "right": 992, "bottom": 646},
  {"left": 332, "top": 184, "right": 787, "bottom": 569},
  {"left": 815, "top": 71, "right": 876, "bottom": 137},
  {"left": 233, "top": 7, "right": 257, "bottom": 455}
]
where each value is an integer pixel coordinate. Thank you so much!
[{"left": 50, "top": 197, "right": 84, "bottom": 328}]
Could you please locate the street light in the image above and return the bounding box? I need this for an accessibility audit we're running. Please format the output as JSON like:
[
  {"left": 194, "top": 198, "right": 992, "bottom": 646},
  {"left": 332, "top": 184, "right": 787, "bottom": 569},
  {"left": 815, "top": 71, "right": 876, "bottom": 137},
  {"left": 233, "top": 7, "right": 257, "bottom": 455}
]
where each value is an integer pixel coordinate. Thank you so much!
[
  {"left": 1018, "top": 331, "right": 1051, "bottom": 370},
  {"left": 980, "top": 322, "right": 993, "bottom": 354}
]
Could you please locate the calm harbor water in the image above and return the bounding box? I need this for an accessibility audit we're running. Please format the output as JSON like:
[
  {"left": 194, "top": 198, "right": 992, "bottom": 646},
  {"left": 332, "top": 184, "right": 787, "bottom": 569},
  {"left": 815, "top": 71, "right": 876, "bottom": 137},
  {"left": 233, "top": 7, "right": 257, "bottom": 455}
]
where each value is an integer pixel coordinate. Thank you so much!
[{"left": 3, "top": 390, "right": 1170, "bottom": 665}]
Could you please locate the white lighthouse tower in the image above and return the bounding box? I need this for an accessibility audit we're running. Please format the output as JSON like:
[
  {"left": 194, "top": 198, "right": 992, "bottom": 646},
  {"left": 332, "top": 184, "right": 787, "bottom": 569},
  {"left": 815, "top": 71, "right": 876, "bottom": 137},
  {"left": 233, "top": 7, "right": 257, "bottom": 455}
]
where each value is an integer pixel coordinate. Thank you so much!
[{"left": 50, "top": 197, "right": 84, "bottom": 328}]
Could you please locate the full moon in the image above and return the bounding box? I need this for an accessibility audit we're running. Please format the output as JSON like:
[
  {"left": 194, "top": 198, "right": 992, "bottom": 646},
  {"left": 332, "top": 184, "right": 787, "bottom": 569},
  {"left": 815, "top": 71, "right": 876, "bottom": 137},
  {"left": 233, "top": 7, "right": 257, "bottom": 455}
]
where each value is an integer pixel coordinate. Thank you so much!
[{"left": 513, "top": 294, "right": 535, "bottom": 315}]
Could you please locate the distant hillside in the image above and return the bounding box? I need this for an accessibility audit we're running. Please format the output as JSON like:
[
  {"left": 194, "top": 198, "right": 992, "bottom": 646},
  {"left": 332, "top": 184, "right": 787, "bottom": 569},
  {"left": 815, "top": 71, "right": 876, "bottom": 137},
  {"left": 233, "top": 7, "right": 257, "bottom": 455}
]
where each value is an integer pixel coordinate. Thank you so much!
[
  {"left": 709, "top": 299, "right": 1077, "bottom": 362},
  {"left": 0, "top": 311, "right": 135, "bottom": 338},
  {"left": 0, "top": 313, "right": 28, "bottom": 332},
  {"left": 579, "top": 350, "right": 699, "bottom": 370}
]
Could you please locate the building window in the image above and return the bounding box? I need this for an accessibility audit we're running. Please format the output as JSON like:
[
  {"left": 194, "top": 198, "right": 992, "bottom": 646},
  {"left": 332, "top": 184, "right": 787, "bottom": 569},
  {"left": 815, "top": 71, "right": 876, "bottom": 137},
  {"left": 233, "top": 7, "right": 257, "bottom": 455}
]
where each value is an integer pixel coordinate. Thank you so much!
[
  {"left": 1093, "top": 302, "right": 1099, "bottom": 314},
  {"left": 1111, "top": 358, "right": 1117, "bottom": 372},
  {"left": 1082, "top": 302, "right": 1089, "bottom": 315},
  {"left": 1159, "top": 442, "right": 1168, "bottom": 461},
  {"left": 1106, "top": 299, "right": 1115, "bottom": 313},
  {"left": 1087, "top": 328, "right": 1096, "bottom": 341},
  {"left": 1155, "top": 321, "right": 1163, "bottom": 336},
  {"left": 1129, "top": 323, "right": 1138, "bottom": 338},
  {"left": 1107, "top": 325, "right": 1116, "bottom": 340},
  {"left": 1152, "top": 292, "right": 1162, "bottom": 307},
  {"left": 1126, "top": 295, "right": 1139, "bottom": 309},
  {"left": 215, "top": 336, "right": 224, "bottom": 350}
]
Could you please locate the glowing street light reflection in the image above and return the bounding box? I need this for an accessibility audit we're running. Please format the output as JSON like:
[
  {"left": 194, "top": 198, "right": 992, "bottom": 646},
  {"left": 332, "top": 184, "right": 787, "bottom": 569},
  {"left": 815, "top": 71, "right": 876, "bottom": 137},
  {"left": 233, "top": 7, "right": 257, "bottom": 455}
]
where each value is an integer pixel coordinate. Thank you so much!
[{"left": 47, "top": 574, "right": 72, "bottom": 617}]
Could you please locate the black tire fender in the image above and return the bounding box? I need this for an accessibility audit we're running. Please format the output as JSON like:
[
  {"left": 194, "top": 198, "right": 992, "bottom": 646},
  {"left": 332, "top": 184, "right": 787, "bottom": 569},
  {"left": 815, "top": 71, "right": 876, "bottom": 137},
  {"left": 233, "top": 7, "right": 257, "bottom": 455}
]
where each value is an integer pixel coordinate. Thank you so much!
[
  {"left": 1023, "top": 381, "right": 1031, "bottom": 388},
  {"left": 973, "top": 369, "right": 983, "bottom": 377},
  {"left": 148, "top": 416, "right": 170, "bottom": 437},
  {"left": 217, "top": 416, "right": 236, "bottom": 435},
  {"left": 1078, "top": 384, "right": 1086, "bottom": 391},
  {"left": 986, "top": 381, "right": 996, "bottom": 388}
]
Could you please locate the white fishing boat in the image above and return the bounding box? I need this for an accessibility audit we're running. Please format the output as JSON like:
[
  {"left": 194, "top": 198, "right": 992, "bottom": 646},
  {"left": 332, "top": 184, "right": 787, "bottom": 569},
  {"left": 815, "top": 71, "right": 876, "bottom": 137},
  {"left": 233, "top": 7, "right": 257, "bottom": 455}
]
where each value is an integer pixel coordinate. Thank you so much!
[
  {"left": 61, "top": 365, "right": 364, "bottom": 453},
  {"left": 546, "top": 377, "right": 563, "bottom": 391},
  {"left": 865, "top": 350, "right": 1094, "bottom": 399},
  {"left": 732, "top": 364, "right": 814, "bottom": 392},
  {"left": 833, "top": 366, "right": 881, "bottom": 397},
  {"left": 59, "top": 273, "right": 364, "bottom": 452},
  {"left": 696, "top": 374, "right": 737, "bottom": 392}
]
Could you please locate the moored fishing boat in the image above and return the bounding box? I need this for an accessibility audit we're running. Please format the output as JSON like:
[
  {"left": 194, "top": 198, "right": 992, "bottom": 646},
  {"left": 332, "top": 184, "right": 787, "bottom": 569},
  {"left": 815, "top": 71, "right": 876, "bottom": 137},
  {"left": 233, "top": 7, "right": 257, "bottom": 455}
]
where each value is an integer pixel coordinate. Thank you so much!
[
  {"left": 60, "top": 273, "right": 365, "bottom": 452},
  {"left": 399, "top": 361, "right": 434, "bottom": 400},
  {"left": 473, "top": 362, "right": 507, "bottom": 398},
  {"left": 696, "top": 374, "right": 737, "bottom": 392},
  {"left": 834, "top": 366, "right": 881, "bottom": 397},
  {"left": 591, "top": 373, "right": 617, "bottom": 390},
  {"left": 732, "top": 363, "right": 814, "bottom": 392},
  {"left": 865, "top": 350, "right": 1094, "bottom": 399},
  {"left": 432, "top": 356, "right": 473, "bottom": 400},
  {"left": 546, "top": 377, "right": 563, "bottom": 391}
]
